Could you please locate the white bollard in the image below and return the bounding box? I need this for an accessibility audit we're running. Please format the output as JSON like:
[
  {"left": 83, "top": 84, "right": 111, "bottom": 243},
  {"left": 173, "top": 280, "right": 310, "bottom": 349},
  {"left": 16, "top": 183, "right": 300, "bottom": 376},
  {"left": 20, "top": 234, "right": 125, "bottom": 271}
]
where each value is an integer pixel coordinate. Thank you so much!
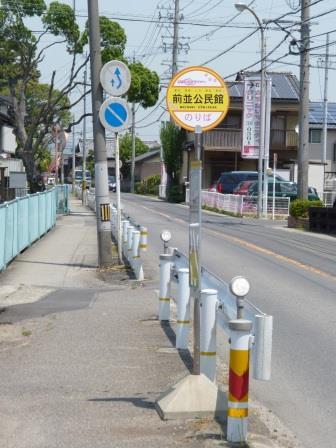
[
  {"left": 200, "top": 288, "right": 218, "bottom": 382},
  {"left": 127, "top": 225, "right": 134, "bottom": 263},
  {"left": 139, "top": 226, "right": 148, "bottom": 252},
  {"left": 227, "top": 319, "right": 252, "bottom": 444},
  {"left": 253, "top": 314, "right": 273, "bottom": 381},
  {"left": 176, "top": 268, "right": 190, "bottom": 350},
  {"left": 111, "top": 207, "right": 117, "bottom": 236},
  {"left": 131, "top": 230, "right": 144, "bottom": 280},
  {"left": 159, "top": 254, "right": 173, "bottom": 321},
  {"left": 122, "top": 220, "right": 129, "bottom": 257}
]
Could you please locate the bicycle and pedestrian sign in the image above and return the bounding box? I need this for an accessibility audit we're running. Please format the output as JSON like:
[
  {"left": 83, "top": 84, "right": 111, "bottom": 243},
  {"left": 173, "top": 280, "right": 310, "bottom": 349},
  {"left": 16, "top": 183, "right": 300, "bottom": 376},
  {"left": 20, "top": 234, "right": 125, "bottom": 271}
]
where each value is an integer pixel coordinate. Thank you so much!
[{"left": 166, "top": 66, "right": 230, "bottom": 131}]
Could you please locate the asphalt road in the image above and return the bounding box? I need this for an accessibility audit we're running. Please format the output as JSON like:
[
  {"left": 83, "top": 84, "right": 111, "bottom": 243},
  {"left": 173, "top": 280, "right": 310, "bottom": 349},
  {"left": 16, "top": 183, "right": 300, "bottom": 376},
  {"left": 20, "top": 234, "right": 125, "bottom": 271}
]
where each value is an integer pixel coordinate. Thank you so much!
[{"left": 113, "top": 193, "right": 336, "bottom": 448}]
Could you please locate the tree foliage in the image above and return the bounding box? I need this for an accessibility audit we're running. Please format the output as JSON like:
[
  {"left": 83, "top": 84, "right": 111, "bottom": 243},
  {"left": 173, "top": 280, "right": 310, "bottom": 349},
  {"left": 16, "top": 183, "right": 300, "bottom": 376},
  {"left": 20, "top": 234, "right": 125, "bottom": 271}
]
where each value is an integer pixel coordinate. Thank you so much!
[
  {"left": 127, "top": 62, "right": 160, "bottom": 108},
  {"left": 160, "top": 122, "right": 185, "bottom": 185},
  {"left": 119, "top": 132, "right": 149, "bottom": 178},
  {"left": 119, "top": 133, "right": 149, "bottom": 163},
  {"left": 0, "top": 1, "right": 159, "bottom": 192}
]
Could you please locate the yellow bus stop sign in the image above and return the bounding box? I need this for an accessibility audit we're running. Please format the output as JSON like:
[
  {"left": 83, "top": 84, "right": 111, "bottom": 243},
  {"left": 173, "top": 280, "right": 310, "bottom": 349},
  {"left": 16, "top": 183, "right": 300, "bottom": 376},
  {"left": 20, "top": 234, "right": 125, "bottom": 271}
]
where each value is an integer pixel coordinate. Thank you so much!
[{"left": 166, "top": 66, "right": 230, "bottom": 131}]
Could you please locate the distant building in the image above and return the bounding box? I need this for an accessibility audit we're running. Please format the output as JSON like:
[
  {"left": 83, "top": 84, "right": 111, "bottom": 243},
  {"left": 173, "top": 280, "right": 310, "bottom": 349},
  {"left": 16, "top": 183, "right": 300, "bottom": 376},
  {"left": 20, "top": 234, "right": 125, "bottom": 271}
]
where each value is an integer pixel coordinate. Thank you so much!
[{"left": 0, "top": 95, "right": 26, "bottom": 202}]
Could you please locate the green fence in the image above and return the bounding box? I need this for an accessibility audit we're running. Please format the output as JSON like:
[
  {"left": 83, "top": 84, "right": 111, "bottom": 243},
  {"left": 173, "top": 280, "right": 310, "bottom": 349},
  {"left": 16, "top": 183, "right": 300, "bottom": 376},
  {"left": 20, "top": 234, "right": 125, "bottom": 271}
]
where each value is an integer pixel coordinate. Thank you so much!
[{"left": 0, "top": 186, "right": 69, "bottom": 271}]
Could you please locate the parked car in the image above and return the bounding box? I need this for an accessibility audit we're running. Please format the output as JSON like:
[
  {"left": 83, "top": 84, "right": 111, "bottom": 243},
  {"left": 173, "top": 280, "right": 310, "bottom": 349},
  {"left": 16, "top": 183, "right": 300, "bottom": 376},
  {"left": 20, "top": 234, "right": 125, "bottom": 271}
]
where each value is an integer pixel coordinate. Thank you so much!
[
  {"left": 216, "top": 171, "right": 286, "bottom": 194},
  {"left": 74, "top": 169, "right": 91, "bottom": 189},
  {"left": 247, "top": 180, "right": 320, "bottom": 201},
  {"left": 232, "top": 180, "right": 255, "bottom": 195},
  {"left": 108, "top": 175, "right": 116, "bottom": 192},
  {"left": 208, "top": 181, "right": 219, "bottom": 192}
]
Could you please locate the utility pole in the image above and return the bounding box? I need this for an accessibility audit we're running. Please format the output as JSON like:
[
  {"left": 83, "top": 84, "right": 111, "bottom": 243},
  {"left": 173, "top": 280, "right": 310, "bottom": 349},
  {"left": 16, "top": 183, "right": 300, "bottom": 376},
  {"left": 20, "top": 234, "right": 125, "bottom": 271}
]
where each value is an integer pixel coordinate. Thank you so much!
[
  {"left": 87, "top": 0, "right": 113, "bottom": 267},
  {"left": 72, "top": 1, "right": 76, "bottom": 192},
  {"left": 82, "top": 61, "right": 87, "bottom": 204},
  {"left": 298, "top": 0, "right": 310, "bottom": 199},
  {"left": 130, "top": 53, "right": 136, "bottom": 193},
  {"left": 172, "top": 0, "right": 180, "bottom": 77},
  {"left": 322, "top": 33, "right": 330, "bottom": 183},
  {"left": 54, "top": 124, "right": 60, "bottom": 185},
  {"left": 72, "top": 116, "right": 76, "bottom": 191}
]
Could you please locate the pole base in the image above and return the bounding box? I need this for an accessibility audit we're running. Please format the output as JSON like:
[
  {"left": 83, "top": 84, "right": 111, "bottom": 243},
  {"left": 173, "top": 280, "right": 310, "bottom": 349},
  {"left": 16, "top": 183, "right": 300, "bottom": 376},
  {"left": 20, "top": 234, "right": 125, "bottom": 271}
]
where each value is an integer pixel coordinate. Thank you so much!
[{"left": 155, "top": 373, "right": 227, "bottom": 420}]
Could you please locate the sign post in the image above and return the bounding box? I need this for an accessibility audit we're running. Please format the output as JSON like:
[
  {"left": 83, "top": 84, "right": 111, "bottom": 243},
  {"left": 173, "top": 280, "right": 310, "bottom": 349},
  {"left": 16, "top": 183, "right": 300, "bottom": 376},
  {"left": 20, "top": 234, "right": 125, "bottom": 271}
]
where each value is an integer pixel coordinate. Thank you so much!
[
  {"left": 167, "top": 66, "right": 229, "bottom": 375},
  {"left": 189, "top": 126, "right": 203, "bottom": 375},
  {"left": 156, "top": 66, "right": 229, "bottom": 420},
  {"left": 99, "top": 60, "right": 131, "bottom": 264}
]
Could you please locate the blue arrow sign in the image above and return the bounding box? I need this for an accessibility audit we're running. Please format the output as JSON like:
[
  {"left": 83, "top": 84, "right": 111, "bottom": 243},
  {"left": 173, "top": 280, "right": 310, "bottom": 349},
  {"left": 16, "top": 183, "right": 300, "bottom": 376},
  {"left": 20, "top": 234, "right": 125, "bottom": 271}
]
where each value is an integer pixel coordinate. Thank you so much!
[
  {"left": 99, "top": 97, "right": 131, "bottom": 132},
  {"left": 100, "top": 60, "right": 131, "bottom": 96},
  {"left": 111, "top": 67, "right": 122, "bottom": 89}
]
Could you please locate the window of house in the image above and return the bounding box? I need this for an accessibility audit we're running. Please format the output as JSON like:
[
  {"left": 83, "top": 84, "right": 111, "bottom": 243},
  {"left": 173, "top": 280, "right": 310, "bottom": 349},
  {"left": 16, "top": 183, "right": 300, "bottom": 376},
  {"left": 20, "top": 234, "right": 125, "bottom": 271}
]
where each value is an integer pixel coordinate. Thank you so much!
[
  {"left": 219, "top": 115, "right": 241, "bottom": 129},
  {"left": 309, "top": 129, "right": 322, "bottom": 143}
]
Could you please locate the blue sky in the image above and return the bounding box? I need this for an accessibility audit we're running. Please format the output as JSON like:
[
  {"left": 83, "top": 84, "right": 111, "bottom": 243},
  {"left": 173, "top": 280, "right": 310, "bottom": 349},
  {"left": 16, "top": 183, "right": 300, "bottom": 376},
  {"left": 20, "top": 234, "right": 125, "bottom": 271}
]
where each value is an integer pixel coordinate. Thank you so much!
[{"left": 36, "top": 0, "right": 336, "bottom": 142}]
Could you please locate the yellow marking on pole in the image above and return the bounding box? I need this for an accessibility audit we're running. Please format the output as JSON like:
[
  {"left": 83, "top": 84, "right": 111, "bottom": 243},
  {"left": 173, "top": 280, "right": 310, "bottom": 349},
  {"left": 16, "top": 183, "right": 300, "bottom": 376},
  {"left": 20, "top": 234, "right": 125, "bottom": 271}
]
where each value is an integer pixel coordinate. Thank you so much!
[
  {"left": 177, "top": 320, "right": 190, "bottom": 324},
  {"left": 191, "top": 160, "right": 202, "bottom": 169},
  {"left": 132, "top": 256, "right": 140, "bottom": 259},
  {"left": 140, "top": 231, "right": 148, "bottom": 235},
  {"left": 229, "top": 349, "right": 249, "bottom": 376},
  {"left": 100, "top": 203, "right": 110, "bottom": 222},
  {"left": 229, "top": 393, "right": 248, "bottom": 403},
  {"left": 200, "top": 351, "right": 216, "bottom": 356},
  {"left": 139, "top": 244, "right": 148, "bottom": 248},
  {"left": 228, "top": 408, "right": 248, "bottom": 418},
  {"left": 189, "top": 250, "right": 198, "bottom": 287},
  {"left": 159, "top": 297, "right": 170, "bottom": 302}
]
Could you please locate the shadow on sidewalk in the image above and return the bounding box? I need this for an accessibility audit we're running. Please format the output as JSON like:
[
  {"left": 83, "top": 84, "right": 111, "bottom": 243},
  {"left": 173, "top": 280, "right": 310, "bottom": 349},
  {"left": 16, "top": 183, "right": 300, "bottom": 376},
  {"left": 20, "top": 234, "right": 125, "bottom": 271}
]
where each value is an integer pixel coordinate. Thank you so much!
[
  {"left": 160, "top": 321, "right": 193, "bottom": 373},
  {"left": 88, "top": 396, "right": 155, "bottom": 409},
  {"left": 15, "top": 259, "right": 97, "bottom": 269}
]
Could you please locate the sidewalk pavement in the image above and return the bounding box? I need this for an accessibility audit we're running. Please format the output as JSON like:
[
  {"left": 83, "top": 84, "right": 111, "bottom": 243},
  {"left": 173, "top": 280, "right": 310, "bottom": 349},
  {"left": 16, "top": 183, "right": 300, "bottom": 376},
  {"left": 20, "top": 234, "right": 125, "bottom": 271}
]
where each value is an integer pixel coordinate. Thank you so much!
[{"left": 0, "top": 197, "right": 294, "bottom": 448}]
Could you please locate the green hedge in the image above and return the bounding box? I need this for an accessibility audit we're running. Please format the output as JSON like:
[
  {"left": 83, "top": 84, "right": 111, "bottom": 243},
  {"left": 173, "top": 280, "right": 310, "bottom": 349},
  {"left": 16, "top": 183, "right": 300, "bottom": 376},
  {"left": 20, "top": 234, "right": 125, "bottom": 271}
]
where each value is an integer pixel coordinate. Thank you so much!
[
  {"left": 135, "top": 174, "right": 160, "bottom": 195},
  {"left": 167, "top": 185, "right": 184, "bottom": 203},
  {"left": 289, "top": 199, "right": 323, "bottom": 218}
]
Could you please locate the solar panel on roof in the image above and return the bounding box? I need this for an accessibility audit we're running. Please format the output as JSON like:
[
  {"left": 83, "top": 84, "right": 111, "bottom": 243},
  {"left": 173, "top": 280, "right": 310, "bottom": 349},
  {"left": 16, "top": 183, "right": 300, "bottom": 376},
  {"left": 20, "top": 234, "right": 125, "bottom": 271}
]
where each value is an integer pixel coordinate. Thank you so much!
[{"left": 309, "top": 102, "right": 336, "bottom": 125}]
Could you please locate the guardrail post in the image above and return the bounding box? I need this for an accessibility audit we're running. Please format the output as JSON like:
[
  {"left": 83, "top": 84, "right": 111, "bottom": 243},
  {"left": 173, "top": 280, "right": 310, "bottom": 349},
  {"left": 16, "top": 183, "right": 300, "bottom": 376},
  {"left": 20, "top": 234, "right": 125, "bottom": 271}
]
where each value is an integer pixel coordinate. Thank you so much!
[
  {"left": 253, "top": 314, "right": 273, "bottom": 381},
  {"left": 131, "top": 230, "right": 144, "bottom": 280},
  {"left": 127, "top": 225, "right": 134, "bottom": 263},
  {"left": 111, "top": 206, "right": 117, "bottom": 236},
  {"left": 139, "top": 226, "right": 148, "bottom": 252},
  {"left": 200, "top": 288, "right": 218, "bottom": 382},
  {"left": 176, "top": 268, "right": 190, "bottom": 349},
  {"left": 227, "top": 319, "right": 252, "bottom": 443},
  {"left": 122, "top": 220, "right": 129, "bottom": 257},
  {"left": 159, "top": 253, "right": 173, "bottom": 321}
]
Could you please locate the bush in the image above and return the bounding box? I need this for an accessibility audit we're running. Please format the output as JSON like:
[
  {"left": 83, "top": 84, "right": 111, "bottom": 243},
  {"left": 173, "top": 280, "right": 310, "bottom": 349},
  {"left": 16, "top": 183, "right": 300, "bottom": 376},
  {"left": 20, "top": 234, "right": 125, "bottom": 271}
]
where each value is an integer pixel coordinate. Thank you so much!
[
  {"left": 135, "top": 174, "right": 160, "bottom": 195},
  {"left": 167, "top": 185, "right": 184, "bottom": 203},
  {"left": 289, "top": 199, "right": 323, "bottom": 218}
]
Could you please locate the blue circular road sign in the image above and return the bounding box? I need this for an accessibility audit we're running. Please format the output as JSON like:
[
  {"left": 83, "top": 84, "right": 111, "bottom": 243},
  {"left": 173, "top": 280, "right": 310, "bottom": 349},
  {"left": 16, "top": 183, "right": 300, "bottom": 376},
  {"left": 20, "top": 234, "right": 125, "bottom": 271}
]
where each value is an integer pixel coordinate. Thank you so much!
[{"left": 99, "top": 97, "right": 131, "bottom": 133}]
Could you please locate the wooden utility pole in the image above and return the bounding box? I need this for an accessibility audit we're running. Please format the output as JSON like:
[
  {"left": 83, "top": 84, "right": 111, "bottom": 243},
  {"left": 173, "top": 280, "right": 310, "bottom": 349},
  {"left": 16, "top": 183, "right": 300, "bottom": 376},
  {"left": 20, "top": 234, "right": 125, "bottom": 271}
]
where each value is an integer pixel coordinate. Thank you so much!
[{"left": 298, "top": 0, "right": 310, "bottom": 199}]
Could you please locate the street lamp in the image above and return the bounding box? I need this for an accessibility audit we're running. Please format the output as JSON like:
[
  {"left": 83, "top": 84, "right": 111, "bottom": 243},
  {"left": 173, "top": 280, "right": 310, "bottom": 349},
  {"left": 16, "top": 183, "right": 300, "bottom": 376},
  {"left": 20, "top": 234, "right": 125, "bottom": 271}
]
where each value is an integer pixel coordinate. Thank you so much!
[{"left": 234, "top": 3, "right": 266, "bottom": 218}]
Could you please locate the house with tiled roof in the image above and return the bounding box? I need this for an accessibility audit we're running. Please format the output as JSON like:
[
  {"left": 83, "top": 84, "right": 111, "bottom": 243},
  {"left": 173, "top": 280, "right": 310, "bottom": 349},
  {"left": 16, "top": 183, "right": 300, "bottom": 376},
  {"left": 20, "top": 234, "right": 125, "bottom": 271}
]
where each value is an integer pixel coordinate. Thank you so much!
[{"left": 181, "top": 71, "right": 336, "bottom": 194}]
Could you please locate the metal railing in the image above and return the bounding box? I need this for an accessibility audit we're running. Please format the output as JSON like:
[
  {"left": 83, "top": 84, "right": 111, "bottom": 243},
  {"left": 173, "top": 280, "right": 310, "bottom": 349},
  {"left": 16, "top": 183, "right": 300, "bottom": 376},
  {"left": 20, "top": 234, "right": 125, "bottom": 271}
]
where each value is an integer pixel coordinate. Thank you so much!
[
  {"left": 0, "top": 188, "right": 57, "bottom": 271},
  {"left": 156, "top": 244, "right": 273, "bottom": 442},
  {"left": 187, "top": 190, "right": 290, "bottom": 217},
  {"left": 203, "top": 128, "right": 298, "bottom": 151}
]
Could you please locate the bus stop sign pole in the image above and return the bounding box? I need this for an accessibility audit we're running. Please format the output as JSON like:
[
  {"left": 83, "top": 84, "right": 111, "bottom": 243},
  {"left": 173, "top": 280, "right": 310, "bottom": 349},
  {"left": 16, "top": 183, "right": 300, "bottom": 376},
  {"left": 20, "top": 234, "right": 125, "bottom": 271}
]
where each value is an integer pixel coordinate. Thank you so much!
[{"left": 189, "top": 125, "right": 203, "bottom": 375}]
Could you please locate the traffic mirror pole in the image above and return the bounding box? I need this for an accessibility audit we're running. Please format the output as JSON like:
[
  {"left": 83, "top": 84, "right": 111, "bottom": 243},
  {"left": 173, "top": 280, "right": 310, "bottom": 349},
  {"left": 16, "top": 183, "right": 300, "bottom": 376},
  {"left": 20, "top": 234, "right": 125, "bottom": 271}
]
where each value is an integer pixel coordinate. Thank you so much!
[{"left": 87, "top": 0, "right": 113, "bottom": 267}]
